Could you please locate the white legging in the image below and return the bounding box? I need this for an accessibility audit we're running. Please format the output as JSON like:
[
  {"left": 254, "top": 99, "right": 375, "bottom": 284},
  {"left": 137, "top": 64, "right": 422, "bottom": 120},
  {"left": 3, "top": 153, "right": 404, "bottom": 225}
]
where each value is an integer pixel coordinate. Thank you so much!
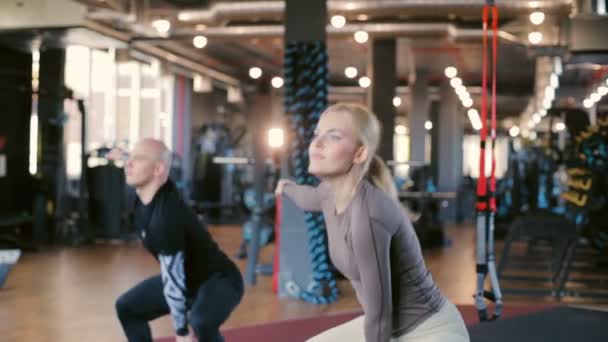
[{"left": 306, "top": 301, "right": 470, "bottom": 342}]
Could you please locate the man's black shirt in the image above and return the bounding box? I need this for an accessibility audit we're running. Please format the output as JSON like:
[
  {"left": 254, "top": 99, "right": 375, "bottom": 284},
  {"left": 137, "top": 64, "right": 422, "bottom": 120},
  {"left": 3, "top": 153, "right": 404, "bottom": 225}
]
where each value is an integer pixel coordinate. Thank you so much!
[{"left": 130, "top": 180, "right": 239, "bottom": 296}]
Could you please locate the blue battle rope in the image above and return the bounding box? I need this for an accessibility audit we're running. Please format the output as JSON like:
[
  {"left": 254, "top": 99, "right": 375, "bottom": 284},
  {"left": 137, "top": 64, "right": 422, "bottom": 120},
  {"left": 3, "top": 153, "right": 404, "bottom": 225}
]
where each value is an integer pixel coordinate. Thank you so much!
[{"left": 284, "top": 41, "right": 338, "bottom": 304}]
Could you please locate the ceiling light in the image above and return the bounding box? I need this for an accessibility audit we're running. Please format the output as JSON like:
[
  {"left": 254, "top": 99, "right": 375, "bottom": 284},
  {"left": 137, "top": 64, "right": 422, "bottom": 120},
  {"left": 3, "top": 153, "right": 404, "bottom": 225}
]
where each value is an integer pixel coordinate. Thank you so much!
[
  {"left": 553, "top": 59, "right": 564, "bottom": 79},
  {"left": 227, "top": 86, "right": 243, "bottom": 103},
  {"left": 395, "top": 125, "right": 407, "bottom": 135},
  {"left": 530, "top": 11, "right": 545, "bottom": 25},
  {"left": 528, "top": 31, "right": 543, "bottom": 45},
  {"left": 331, "top": 15, "right": 346, "bottom": 28},
  {"left": 345, "top": 66, "right": 358, "bottom": 78},
  {"left": 193, "top": 74, "right": 212, "bottom": 93},
  {"left": 509, "top": 126, "right": 520, "bottom": 137},
  {"left": 545, "top": 86, "right": 555, "bottom": 101},
  {"left": 178, "top": 12, "right": 191, "bottom": 21},
  {"left": 591, "top": 93, "right": 601, "bottom": 102},
  {"left": 193, "top": 35, "right": 207, "bottom": 48},
  {"left": 550, "top": 73, "right": 559, "bottom": 88},
  {"left": 598, "top": 86, "right": 608, "bottom": 96},
  {"left": 555, "top": 122, "right": 566, "bottom": 132},
  {"left": 450, "top": 77, "right": 463, "bottom": 88},
  {"left": 271, "top": 76, "right": 284, "bottom": 88},
  {"left": 539, "top": 109, "right": 547, "bottom": 117},
  {"left": 467, "top": 109, "right": 482, "bottom": 130},
  {"left": 393, "top": 96, "right": 402, "bottom": 107},
  {"left": 268, "top": 128, "right": 284, "bottom": 149},
  {"left": 533, "top": 113, "right": 541, "bottom": 123},
  {"left": 249, "top": 67, "right": 262, "bottom": 79},
  {"left": 358, "top": 76, "right": 371, "bottom": 88},
  {"left": 462, "top": 98, "right": 473, "bottom": 108},
  {"left": 584, "top": 99, "right": 593, "bottom": 108},
  {"left": 444, "top": 66, "right": 457, "bottom": 78},
  {"left": 529, "top": 131, "right": 538, "bottom": 140},
  {"left": 459, "top": 93, "right": 471, "bottom": 103},
  {"left": 455, "top": 85, "right": 467, "bottom": 95},
  {"left": 354, "top": 31, "right": 369, "bottom": 44},
  {"left": 424, "top": 120, "right": 433, "bottom": 130},
  {"left": 152, "top": 19, "right": 171, "bottom": 34}
]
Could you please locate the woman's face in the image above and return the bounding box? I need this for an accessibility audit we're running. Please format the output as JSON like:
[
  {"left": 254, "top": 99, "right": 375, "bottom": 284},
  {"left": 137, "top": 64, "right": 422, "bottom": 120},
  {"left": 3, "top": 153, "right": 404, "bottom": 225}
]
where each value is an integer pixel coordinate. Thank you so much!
[{"left": 308, "top": 110, "right": 366, "bottom": 178}]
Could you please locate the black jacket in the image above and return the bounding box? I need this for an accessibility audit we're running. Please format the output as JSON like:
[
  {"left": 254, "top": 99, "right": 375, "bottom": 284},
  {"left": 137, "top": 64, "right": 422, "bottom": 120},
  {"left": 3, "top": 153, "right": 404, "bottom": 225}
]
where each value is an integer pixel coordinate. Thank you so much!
[{"left": 129, "top": 180, "right": 239, "bottom": 335}]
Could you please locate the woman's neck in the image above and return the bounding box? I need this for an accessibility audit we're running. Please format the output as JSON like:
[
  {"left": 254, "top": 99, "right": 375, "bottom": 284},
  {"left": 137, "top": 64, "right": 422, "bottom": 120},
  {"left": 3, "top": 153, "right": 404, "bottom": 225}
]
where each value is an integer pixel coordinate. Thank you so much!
[{"left": 325, "top": 170, "right": 363, "bottom": 214}]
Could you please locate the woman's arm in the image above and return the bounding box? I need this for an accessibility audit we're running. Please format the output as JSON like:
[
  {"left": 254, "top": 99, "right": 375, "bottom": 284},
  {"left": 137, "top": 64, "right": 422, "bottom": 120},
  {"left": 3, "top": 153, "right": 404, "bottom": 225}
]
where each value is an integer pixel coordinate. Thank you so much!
[
  {"left": 276, "top": 179, "right": 324, "bottom": 212},
  {"left": 352, "top": 216, "right": 394, "bottom": 342}
]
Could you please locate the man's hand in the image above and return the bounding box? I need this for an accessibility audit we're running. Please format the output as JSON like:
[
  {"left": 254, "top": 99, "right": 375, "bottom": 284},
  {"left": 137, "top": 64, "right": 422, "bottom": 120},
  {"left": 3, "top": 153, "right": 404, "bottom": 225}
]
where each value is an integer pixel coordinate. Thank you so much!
[
  {"left": 175, "top": 334, "right": 192, "bottom": 342},
  {"left": 106, "top": 147, "right": 127, "bottom": 161},
  {"left": 275, "top": 179, "right": 293, "bottom": 196}
]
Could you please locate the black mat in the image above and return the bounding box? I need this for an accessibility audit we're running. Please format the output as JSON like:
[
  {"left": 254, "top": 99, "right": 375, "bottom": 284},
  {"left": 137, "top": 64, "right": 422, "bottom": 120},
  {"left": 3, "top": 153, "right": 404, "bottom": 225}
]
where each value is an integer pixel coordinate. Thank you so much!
[{"left": 469, "top": 307, "right": 608, "bottom": 342}]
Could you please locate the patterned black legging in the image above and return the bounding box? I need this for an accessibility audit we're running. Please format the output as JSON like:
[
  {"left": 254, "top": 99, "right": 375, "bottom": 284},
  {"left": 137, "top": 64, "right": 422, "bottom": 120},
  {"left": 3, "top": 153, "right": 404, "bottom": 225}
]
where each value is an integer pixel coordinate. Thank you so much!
[{"left": 116, "top": 271, "right": 243, "bottom": 342}]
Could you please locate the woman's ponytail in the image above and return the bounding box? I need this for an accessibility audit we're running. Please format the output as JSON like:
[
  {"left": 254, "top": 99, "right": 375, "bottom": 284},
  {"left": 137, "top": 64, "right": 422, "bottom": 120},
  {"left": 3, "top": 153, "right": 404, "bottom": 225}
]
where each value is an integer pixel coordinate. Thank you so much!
[{"left": 367, "top": 155, "right": 398, "bottom": 200}]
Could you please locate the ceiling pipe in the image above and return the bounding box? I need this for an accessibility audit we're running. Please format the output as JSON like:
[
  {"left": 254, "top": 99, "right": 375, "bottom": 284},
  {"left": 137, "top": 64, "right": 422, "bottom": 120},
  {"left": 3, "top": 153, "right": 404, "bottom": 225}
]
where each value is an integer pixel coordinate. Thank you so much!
[
  {"left": 75, "top": 0, "right": 127, "bottom": 12},
  {"left": 83, "top": 19, "right": 241, "bottom": 88},
  {"left": 149, "top": 23, "right": 527, "bottom": 45},
  {"left": 176, "top": 0, "right": 574, "bottom": 24}
]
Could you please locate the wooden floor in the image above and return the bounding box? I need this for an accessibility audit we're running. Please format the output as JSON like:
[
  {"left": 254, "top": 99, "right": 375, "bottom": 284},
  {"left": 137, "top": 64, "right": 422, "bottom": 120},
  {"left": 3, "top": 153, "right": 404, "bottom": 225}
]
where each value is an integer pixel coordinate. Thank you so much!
[{"left": 0, "top": 224, "right": 603, "bottom": 342}]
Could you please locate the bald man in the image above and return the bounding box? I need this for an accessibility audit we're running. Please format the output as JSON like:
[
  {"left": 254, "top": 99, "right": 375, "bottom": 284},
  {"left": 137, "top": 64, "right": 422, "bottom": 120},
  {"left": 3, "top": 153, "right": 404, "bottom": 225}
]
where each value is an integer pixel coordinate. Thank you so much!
[{"left": 113, "top": 139, "right": 243, "bottom": 342}]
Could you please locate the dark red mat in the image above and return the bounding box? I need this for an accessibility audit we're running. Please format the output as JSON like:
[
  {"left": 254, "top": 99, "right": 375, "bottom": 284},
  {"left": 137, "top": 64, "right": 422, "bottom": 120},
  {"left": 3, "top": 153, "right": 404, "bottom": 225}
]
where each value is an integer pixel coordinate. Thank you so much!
[{"left": 155, "top": 303, "right": 556, "bottom": 342}]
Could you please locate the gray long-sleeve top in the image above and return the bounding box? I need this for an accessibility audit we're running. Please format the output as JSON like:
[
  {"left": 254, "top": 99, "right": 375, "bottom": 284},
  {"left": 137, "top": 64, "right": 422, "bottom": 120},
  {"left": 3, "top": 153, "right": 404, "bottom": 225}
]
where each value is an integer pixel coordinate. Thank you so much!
[{"left": 283, "top": 179, "right": 446, "bottom": 342}]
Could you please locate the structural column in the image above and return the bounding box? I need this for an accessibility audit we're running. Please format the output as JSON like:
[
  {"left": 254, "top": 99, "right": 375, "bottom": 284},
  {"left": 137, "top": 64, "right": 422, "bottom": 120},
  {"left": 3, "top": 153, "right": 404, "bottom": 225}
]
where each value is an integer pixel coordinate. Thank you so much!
[
  {"left": 172, "top": 75, "right": 192, "bottom": 193},
  {"left": 277, "top": 0, "right": 339, "bottom": 304},
  {"left": 430, "top": 101, "right": 440, "bottom": 184},
  {"left": 286, "top": 0, "right": 326, "bottom": 42},
  {"left": 409, "top": 70, "right": 429, "bottom": 165},
  {"left": 437, "top": 79, "right": 464, "bottom": 222},
  {"left": 368, "top": 39, "right": 397, "bottom": 162},
  {"left": 38, "top": 48, "right": 67, "bottom": 243}
]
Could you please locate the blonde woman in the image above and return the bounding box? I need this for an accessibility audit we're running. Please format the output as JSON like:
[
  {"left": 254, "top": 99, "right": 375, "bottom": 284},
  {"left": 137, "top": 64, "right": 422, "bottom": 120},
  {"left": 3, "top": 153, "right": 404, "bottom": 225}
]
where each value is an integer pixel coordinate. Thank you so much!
[{"left": 276, "top": 103, "right": 469, "bottom": 342}]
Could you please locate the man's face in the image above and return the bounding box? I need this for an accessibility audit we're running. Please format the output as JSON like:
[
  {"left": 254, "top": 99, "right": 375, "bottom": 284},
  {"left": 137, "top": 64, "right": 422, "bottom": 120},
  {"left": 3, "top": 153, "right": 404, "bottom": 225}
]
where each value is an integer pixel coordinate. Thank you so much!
[{"left": 125, "top": 142, "right": 161, "bottom": 188}]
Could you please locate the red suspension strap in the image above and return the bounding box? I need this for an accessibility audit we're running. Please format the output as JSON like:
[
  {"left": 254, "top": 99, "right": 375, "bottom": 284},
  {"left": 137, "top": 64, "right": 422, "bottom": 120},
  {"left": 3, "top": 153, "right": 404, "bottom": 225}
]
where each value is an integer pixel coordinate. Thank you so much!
[
  {"left": 490, "top": 5, "right": 498, "bottom": 213},
  {"left": 474, "top": 1, "right": 503, "bottom": 322},
  {"left": 475, "top": 4, "right": 489, "bottom": 212},
  {"left": 476, "top": 2, "right": 499, "bottom": 211}
]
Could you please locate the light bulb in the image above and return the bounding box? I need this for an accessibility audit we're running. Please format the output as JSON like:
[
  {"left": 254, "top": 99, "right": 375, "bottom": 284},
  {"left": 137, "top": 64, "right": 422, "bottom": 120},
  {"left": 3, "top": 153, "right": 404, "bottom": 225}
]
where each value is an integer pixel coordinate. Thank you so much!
[
  {"left": 193, "top": 35, "right": 207, "bottom": 48},
  {"left": 271, "top": 76, "right": 284, "bottom": 88},
  {"left": 530, "top": 11, "right": 545, "bottom": 25},
  {"left": 450, "top": 77, "right": 463, "bottom": 88},
  {"left": 354, "top": 31, "right": 369, "bottom": 44},
  {"left": 393, "top": 96, "right": 402, "bottom": 107},
  {"left": 331, "top": 15, "right": 346, "bottom": 28},
  {"left": 152, "top": 19, "right": 171, "bottom": 34},
  {"left": 528, "top": 31, "right": 543, "bottom": 45},
  {"left": 509, "top": 126, "right": 520, "bottom": 137},
  {"left": 249, "top": 67, "right": 262, "bottom": 79},
  {"left": 358, "top": 76, "right": 371, "bottom": 88},
  {"left": 444, "top": 66, "right": 457, "bottom": 78},
  {"left": 344, "top": 66, "right": 358, "bottom": 78}
]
